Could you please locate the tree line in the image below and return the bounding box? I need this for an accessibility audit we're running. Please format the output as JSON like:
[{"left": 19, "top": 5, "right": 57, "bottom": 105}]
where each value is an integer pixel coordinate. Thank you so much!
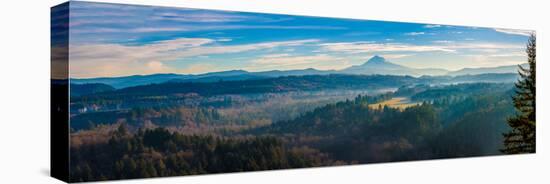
[{"left": 70, "top": 126, "right": 325, "bottom": 182}]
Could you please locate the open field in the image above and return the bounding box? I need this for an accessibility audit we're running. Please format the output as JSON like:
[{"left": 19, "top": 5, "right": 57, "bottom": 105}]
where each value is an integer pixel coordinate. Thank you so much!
[{"left": 368, "top": 97, "right": 421, "bottom": 110}]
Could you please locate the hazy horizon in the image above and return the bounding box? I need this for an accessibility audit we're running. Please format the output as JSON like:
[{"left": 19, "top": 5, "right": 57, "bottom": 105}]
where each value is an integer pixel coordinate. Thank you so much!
[
  {"left": 63, "top": 1, "right": 532, "bottom": 78},
  {"left": 69, "top": 55, "right": 528, "bottom": 79}
]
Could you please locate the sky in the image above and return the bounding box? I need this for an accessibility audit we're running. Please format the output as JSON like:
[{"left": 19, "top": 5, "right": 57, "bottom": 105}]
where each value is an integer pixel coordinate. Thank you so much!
[{"left": 60, "top": 1, "right": 534, "bottom": 78}]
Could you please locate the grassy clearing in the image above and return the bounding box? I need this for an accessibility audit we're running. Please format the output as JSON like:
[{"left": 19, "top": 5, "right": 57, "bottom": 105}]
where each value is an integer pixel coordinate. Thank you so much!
[{"left": 368, "top": 97, "right": 420, "bottom": 110}]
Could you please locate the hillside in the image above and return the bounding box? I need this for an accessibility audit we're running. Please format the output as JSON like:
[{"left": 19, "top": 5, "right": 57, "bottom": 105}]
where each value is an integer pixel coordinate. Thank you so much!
[
  {"left": 251, "top": 83, "right": 514, "bottom": 162},
  {"left": 85, "top": 74, "right": 419, "bottom": 97},
  {"left": 70, "top": 83, "right": 115, "bottom": 97},
  {"left": 72, "top": 73, "right": 517, "bottom": 98}
]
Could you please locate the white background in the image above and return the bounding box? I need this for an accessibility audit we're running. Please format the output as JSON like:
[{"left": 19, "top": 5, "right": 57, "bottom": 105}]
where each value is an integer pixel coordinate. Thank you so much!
[{"left": 0, "top": 0, "right": 548, "bottom": 183}]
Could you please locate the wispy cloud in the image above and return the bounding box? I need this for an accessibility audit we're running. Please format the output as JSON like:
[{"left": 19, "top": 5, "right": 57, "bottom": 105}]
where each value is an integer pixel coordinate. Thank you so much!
[
  {"left": 73, "top": 2, "right": 290, "bottom": 23},
  {"left": 381, "top": 54, "right": 414, "bottom": 59},
  {"left": 466, "top": 51, "right": 525, "bottom": 58},
  {"left": 70, "top": 11, "right": 135, "bottom": 18},
  {"left": 69, "top": 38, "right": 319, "bottom": 78},
  {"left": 71, "top": 27, "right": 189, "bottom": 34},
  {"left": 246, "top": 54, "right": 348, "bottom": 71},
  {"left": 320, "top": 42, "right": 455, "bottom": 53},
  {"left": 494, "top": 28, "right": 534, "bottom": 36},
  {"left": 343, "top": 32, "right": 381, "bottom": 36},
  {"left": 151, "top": 12, "right": 251, "bottom": 23},
  {"left": 217, "top": 38, "right": 233, "bottom": 42},
  {"left": 69, "top": 2, "right": 342, "bottom": 36},
  {"left": 444, "top": 42, "right": 524, "bottom": 51},
  {"left": 320, "top": 41, "right": 524, "bottom": 54},
  {"left": 71, "top": 25, "right": 345, "bottom": 34},
  {"left": 424, "top": 24, "right": 442, "bottom": 28},
  {"left": 464, "top": 54, "right": 526, "bottom": 68},
  {"left": 404, "top": 32, "right": 425, "bottom": 36},
  {"left": 151, "top": 12, "right": 291, "bottom": 23},
  {"left": 432, "top": 40, "right": 455, "bottom": 44},
  {"left": 65, "top": 1, "right": 532, "bottom": 77}
]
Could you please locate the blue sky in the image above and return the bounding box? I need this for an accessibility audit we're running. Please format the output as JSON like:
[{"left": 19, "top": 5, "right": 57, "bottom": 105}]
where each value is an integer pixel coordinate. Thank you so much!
[{"left": 65, "top": 1, "right": 533, "bottom": 78}]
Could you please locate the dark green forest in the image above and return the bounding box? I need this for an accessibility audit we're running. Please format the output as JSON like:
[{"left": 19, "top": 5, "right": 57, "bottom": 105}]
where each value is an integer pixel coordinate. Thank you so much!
[
  {"left": 70, "top": 127, "right": 329, "bottom": 182},
  {"left": 254, "top": 83, "right": 514, "bottom": 162},
  {"left": 69, "top": 77, "right": 518, "bottom": 181}
]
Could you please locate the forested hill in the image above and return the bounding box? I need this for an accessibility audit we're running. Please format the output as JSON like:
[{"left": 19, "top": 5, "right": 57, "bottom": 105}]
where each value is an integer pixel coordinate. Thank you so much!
[
  {"left": 250, "top": 83, "right": 515, "bottom": 162},
  {"left": 69, "top": 127, "right": 331, "bottom": 182},
  {"left": 258, "top": 83, "right": 514, "bottom": 136},
  {"left": 86, "top": 74, "right": 420, "bottom": 97},
  {"left": 74, "top": 73, "right": 517, "bottom": 98},
  {"left": 70, "top": 83, "right": 115, "bottom": 97}
]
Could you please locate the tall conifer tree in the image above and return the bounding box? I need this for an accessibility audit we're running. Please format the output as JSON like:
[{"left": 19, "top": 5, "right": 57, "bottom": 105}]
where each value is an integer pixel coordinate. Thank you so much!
[{"left": 502, "top": 34, "right": 536, "bottom": 154}]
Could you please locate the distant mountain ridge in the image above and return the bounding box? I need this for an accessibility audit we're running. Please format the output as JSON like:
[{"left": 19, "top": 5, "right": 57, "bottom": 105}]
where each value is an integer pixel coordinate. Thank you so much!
[
  {"left": 70, "top": 83, "right": 115, "bottom": 97},
  {"left": 340, "top": 55, "right": 449, "bottom": 76},
  {"left": 71, "top": 73, "right": 187, "bottom": 89},
  {"left": 75, "top": 73, "right": 518, "bottom": 99},
  {"left": 71, "top": 68, "right": 334, "bottom": 89},
  {"left": 342, "top": 56, "right": 412, "bottom": 74},
  {"left": 71, "top": 56, "right": 525, "bottom": 89},
  {"left": 447, "top": 63, "right": 528, "bottom": 76}
]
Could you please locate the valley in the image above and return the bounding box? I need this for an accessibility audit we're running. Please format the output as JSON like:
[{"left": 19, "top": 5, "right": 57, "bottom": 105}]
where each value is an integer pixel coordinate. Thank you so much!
[{"left": 67, "top": 56, "right": 520, "bottom": 181}]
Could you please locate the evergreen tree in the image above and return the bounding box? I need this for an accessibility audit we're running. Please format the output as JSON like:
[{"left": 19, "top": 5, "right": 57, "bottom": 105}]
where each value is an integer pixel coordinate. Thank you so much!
[{"left": 502, "top": 34, "right": 536, "bottom": 154}]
